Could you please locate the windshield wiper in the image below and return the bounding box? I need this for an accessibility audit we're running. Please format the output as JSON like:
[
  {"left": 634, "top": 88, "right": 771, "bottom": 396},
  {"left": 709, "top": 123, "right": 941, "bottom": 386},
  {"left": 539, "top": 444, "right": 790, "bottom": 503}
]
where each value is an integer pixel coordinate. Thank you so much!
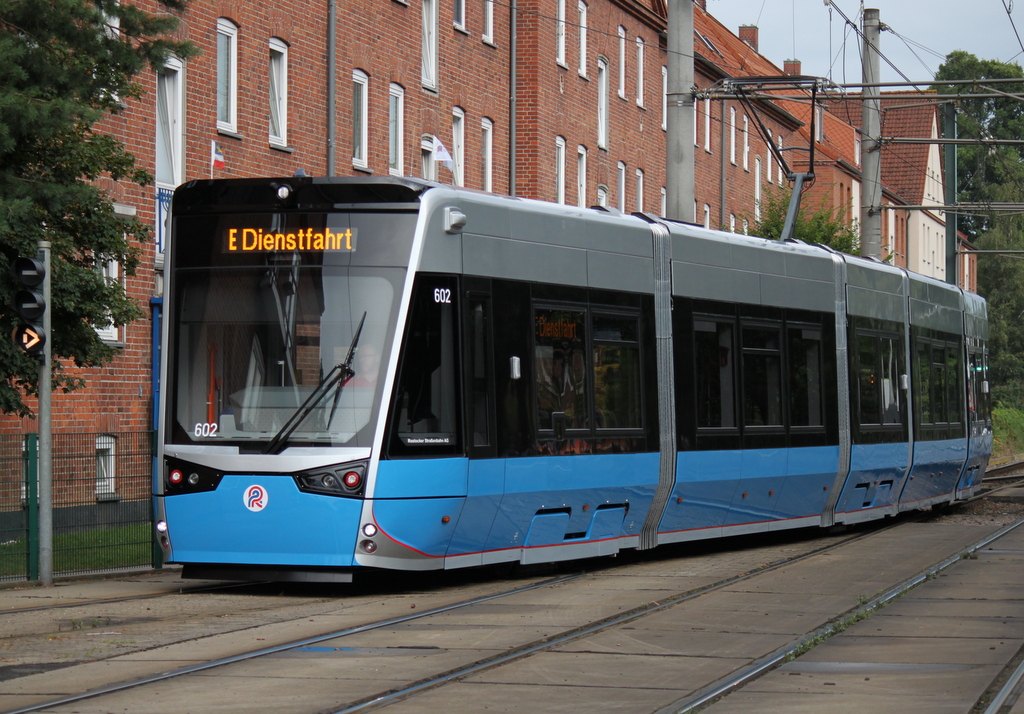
[{"left": 263, "top": 312, "right": 367, "bottom": 455}]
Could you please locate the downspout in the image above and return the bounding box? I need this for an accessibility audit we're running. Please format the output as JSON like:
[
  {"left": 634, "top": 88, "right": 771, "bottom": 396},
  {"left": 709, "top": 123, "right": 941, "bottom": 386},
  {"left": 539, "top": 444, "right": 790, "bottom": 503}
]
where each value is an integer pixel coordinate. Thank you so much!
[
  {"left": 327, "top": 0, "right": 337, "bottom": 176},
  {"left": 509, "top": 0, "right": 517, "bottom": 196}
]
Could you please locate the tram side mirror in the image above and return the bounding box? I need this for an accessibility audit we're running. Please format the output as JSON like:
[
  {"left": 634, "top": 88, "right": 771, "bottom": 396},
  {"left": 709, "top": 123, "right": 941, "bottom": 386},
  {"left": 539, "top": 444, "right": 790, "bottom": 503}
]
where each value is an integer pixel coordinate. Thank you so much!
[
  {"left": 445, "top": 207, "right": 467, "bottom": 233},
  {"left": 900, "top": 374, "right": 909, "bottom": 390},
  {"left": 982, "top": 380, "right": 990, "bottom": 394},
  {"left": 510, "top": 356, "right": 521, "bottom": 380}
]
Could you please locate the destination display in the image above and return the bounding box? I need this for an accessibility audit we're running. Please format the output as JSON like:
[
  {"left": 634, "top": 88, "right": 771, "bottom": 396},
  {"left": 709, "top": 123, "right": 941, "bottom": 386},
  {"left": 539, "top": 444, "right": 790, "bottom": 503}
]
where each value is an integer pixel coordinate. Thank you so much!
[{"left": 225, "top": 226, "right": 357, "bottom": 253}]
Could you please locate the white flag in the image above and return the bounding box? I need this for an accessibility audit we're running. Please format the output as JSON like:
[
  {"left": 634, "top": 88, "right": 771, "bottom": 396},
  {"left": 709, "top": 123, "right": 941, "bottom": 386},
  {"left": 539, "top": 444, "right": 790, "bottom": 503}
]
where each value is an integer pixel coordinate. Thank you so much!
[{"left": 433, "top": 136, "right": 454, "bottom": 171}]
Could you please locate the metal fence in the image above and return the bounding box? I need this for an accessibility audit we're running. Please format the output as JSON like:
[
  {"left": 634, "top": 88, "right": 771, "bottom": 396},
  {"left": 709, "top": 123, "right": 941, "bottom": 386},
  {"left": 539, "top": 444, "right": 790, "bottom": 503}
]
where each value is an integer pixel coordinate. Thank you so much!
[{"left": 0, "top": 432, "right": 158, "bottom": 582}]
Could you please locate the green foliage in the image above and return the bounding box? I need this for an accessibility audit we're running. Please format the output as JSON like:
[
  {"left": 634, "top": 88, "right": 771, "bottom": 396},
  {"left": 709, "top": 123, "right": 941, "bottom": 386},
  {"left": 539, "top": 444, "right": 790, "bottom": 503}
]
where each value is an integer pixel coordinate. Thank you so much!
[
  {"left": 752, "top": 186, "right": 860, "bottom": 255},
  {"left": 993, "top": 407, "right": 1024, "bottom": 458},
  {"left": 0, "top": 0, "right": 194, "bottom": 416},
  {"left": 936, "top": 52, "right": 1024, "bottom": 395}
]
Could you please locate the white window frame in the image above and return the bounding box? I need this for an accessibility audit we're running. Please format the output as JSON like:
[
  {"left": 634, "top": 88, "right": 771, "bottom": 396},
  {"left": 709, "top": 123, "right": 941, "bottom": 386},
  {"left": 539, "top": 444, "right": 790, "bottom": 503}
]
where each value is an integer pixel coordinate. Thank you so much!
[
  {"left": 216, "top": 18, "right": 238, "bottom": 134},
  {"left": 352, "top": 69, "right": 369, "bottom": 169},
  {"left": 729, "top": 106, "right": 737, "bottom": 165},
  {"left": 754, "top": 156, "right": 762, "bottom": 222},
  {"left": 635, "top": 37, "right": 645, "bottom": 108},
  {"left": 269, "top": 38, "right": 288, "bottom": 148},
  {"left": 422, "top": 0, "right": 438, "bottom": 89},
  {"left": 664, "top": 66, "right": 670, "bottom": 133},
  {"left": 481, "top": 118, "right": 494, "bottom": 191},
  {"left": 660, "top": 186, "right": 666, "bottom": 217},
  {"left": 483, "top": 0, "right": 495, "bottom": 44},
  {"left": 597, "top": 184, "right": 608, "bottom": 208},
  {"left": 577, "top": 1, "right": 588, "bottom": 76},
  {"left": 577, "top": 145, "right": 588, "bottom": 207},
  {"left": 453, "top": 0, "right": 466, "bottom": 31},
  {"left": 704, "top": 98, "right": 711, "bottom": 153},
  {"left": 742, "top": 115, "right": 749, "bottom": 171},
  {"left": 388, "top": 83, "right": 405, "bottom": 176},
  {"left": 703, "top": 203, "right": 710, "bottom": 229},
  {"left": 616, "top": 161, "right": 626, "bottom": 212},
  {"left": 766, "top": 143, "right": 773, "bottom": 184},
  {"left": 617, "top": 26, "right": 627, "bottom": 99},
  {"left": 777, "top": 135, "right": 784, "bottom": 183},
  {"left": 96, "top": 206, "right": 131, "bottom": 343},
  {"left": 729, "top": 214, "right": 736, "bottom": 232},
  {"left": 597, "top": 57, "right": 609, "bottom": 149},
  {"left": 95, "top": 435, "right": 116, "bottom": 499},
  {"left": 635, "top": 168, "right": 644, "bottom": 213},
  {"left": 452, "top": 106, "right": 465, "bottom": 186},
  {"left": 156, "top": 56, "right": 183, "bottom": 190},
  {"left": 556, "top": 0, "right": 567, "bottom": 66},
  {"left": 555, "top": 136, "right": 566, "bottom": 204},
  {"left": 421, "top": 135, "right": 437, "bottom": 180}
]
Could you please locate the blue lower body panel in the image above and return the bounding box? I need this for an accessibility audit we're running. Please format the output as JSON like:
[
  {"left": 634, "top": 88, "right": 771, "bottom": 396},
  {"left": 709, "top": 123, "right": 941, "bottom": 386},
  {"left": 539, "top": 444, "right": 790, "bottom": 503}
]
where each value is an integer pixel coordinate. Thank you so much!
[
  {"left": 901, "top": 438, "right": 967, "bottom": 509},
  {"left": 164, "top": 474, "right": 361, "bottom": 566},
  {"left": 835, "top": 442, "right": 909, "bottom": 521}
]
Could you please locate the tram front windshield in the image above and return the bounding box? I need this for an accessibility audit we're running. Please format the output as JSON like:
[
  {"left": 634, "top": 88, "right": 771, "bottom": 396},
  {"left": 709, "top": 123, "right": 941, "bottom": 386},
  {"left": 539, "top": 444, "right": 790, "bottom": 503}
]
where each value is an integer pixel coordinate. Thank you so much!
[{"left": 167, "top": 211, "right": 414, "bottom": 449}]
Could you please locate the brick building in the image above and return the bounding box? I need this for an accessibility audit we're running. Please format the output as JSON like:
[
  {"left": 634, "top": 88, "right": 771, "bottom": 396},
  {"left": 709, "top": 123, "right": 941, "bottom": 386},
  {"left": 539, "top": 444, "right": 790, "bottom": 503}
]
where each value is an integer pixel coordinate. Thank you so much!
[{"left": 2, "top": 0, "right": 970, "bottom": 452}]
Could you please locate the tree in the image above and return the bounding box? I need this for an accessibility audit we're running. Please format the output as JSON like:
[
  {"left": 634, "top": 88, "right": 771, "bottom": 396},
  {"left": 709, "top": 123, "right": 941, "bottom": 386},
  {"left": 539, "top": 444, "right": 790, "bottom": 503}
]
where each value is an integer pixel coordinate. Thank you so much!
[
  {"left": 0, "top": 0, "right": 194, "bottom": 416},
  {"left": 936, "top": 52, "right": 1024, "bottom": 406},
  {"left": 752, "top": 185, "right": 860, "bottom": 255}
]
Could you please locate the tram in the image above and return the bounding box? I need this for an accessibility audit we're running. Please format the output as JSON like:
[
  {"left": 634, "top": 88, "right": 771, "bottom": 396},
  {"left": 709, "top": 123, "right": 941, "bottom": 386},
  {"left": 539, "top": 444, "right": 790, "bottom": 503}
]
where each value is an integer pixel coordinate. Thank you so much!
[{"left": 155, "top": 177, "right": 992, "bottom": 582}]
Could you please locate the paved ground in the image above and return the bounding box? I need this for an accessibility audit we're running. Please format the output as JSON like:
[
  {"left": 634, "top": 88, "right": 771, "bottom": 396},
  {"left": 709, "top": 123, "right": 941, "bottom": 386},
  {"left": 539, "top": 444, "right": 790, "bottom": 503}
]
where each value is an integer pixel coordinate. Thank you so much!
[{"left": 1, "top": 499, "right": 1023, "bottom": 713}]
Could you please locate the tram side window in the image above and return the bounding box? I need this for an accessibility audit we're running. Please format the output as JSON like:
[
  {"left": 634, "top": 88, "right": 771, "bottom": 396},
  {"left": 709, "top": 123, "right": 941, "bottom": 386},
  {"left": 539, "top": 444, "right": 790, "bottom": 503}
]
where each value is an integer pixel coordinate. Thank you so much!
[
  {"left": 742, "top": 324, "right": 783, "bottom": 428},
  {"left": 535, "top": 308, "right": 589, "bottom": 432},
  {"left": 468, "top": 298, "right": 491, "bottom": 447},
  {"left": 789, "top": 326, "right": 824, "bottom": 428},
  {"left": 390, "top": 277, "right": 459, "bottom": 450},
  {"left": 913, "top": 332, "right": 963, "bottom": 436},
  {"left": 694, "top": 319, "right": 735, "bottom": 428},
  {"left": 592, "top": 314, "right": 642, "bottom": 429},
  {"left": 855, "top": 330, "right": 904, "bottom": 428},
  {"left": 968, "top": 348, "right": 991, "bottom": 430}
]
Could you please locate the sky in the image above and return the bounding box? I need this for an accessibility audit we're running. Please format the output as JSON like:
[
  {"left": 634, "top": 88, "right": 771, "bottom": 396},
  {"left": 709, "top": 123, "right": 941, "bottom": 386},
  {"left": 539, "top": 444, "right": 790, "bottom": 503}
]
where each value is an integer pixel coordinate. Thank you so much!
[{"left": 705, "top": 0, "right": 1024, "bottom": 85}]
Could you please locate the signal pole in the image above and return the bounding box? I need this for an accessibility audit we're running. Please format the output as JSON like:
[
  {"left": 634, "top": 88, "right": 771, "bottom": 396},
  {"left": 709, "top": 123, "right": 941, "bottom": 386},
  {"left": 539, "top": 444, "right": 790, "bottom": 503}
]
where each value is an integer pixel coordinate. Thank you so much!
[
  {"left": 666, "top": 0, "right": 695, "bottom": 221},
  {"left": 860, "top": 8, "right": 882, "bottom": 259},
  {"left": 38, "top": 241, "right": 52, "bottom": 585}
]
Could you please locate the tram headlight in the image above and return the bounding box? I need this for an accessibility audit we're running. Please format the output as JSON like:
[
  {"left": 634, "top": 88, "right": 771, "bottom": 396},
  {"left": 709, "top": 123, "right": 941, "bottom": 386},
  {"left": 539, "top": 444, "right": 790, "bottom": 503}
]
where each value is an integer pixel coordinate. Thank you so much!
[
  {"left": 169, "top": 469, "right": 183, "bottom": 485},
  {"left": 362, "top": 523, "right": 378, "bottom": 537},
  {"left": 164, "top": 458, "right": 223, "bottom": 495},
  {"left": 155, "top": 520, "right": 168, "bottom": 533},
  {"left": 294, "top": 461, "right": 367, "bottom": 498},
  {"left": 360, "top": 539, "right": 378, "bottom": 554}
]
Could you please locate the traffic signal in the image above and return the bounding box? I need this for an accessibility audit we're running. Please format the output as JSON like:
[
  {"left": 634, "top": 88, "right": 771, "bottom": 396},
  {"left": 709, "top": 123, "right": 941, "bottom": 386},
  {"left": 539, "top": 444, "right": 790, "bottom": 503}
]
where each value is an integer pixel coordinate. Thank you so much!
[{"left": 10, "top": 256, "right": 46, "bottom": 358}]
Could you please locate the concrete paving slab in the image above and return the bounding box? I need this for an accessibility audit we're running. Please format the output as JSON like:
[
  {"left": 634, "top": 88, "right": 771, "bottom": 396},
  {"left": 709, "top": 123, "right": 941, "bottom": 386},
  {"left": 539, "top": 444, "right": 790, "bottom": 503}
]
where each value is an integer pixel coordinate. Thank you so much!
[
  {"left": 796, "top": 635, "right": 1024, "bottom": 665},
  {"left": 0, "top": 569, "right": 194, "bottom": 613},
  {"left": 314, "top": 622, "right": 565, "bottom": 650},
  {"left": 554, "top": 626, "right": 793, "bottom": 658},
  {"left": 701, "top": 690, "right": 972, "bottom": 714},
  {"left": 883, "top": 597, "right": 1024, "bottom": 618},
  {"left": 462, "top": 649, "right": 746, "bottom": 692},
  {"left": 622, "top": 597, "right": 838, "bottom": 635},
  {"left": 850, "top": 612, "right": 1024, "bottom": 639}
]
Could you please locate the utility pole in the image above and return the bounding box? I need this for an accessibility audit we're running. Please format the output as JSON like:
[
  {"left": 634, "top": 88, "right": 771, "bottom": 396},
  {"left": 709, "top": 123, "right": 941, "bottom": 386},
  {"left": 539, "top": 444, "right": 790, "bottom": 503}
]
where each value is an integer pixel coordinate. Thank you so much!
[
  {"left": 38, "top": 241, "right": 52, "bottom": 585},
  {"left": 666, "top": 0, "right": 694, "bottom": 221},
  {"left": 944, "top": 103, "right": 958, "bottom": 285},
  {"left": 860, "top": 8, "right": 882, "bottom": 259}
]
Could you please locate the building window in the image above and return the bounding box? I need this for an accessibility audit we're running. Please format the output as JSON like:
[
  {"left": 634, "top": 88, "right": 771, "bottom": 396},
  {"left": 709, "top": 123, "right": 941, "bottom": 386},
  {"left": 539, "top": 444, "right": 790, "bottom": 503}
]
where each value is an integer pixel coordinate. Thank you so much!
[
  {"left": 421, "top": 135, "right": 437, "bottom": 180},
  {"left": 597, "top": 184, "right": 608, "bottom": 207},
  {"left": 95, "top": 435, "right": 116, "bottom": 499},
  {"left": 616, "top": 161, "right": 626, "bottom": 212},
  {"left": 777, "top": 135, "right": 784, "bottom": 182},
  {"left": 422, "top": 0, "right": 438, "bottom": 89},
  {"left": 483, "top": 0, "right": 494, "bottom": 44},
  {"left": 664, "top": 66, "right": 670, "bottom": 132},
  {"left": 269, "top": 38, "right": 288, "bottom": 147},
  {"left": 742, "top": 115, "right": 749, "bottom": 171},
  {"left": 635, "top": 168, "right": 644, "bottom": 213},
  {"left": 216, "top": 18, "right": 238, "bottom": 134},
  {"left": 577, "top": 145, "right": 588, "bottom": 207},
  {"left": 555, "top": 136, "right": 566, "bottom": 204},
  {"left": 452, "top": 107, "right": 465, "bottom": 186},
  {"left": 660, "top": 186, "right": 666, "bottom": 217},
  {"left": 352, "top": 69, "right": 369, "bottom": 169},
  {"left": 556, "top": 0, "right": 566, "bottom": 66},
  {"left": 703, "top": 203, "right": 710, "bottom": 229},
  {"left": 481, "top": 118, "right": 494, "bottom": 191},
  {"left": 389, "top": 83, "right": 405, "bottom": 176},
  {"left": 729, "top": 213, "right": 736, "bottom": 232},
  {"left": 617, "top": 26, "right": 626, "bottom": 99},
  {"left": 156, "top": 56, "right": 183, "bottom": 189},
  {"left": 766, "top": 143, "right": 773, "bottom": 184},
  {"left": 704, "top": 98, "right": 712, "bottom": 153},
  {"left": 729, "top": 106, "right": 737, "bottom": 165},
  {"left": 597, "top": 57, "right": 609, "bottom": 149},
  {"left": 577, "top": 1, "right": 588, "bottom": 76},
  {"left": 453, "top": 0, "right": 466, "bottom": 31},
  {"left": 635, "top": 37, "right": 645, "bottom": 107},
  {"left": 755, "top": 157, "right": 762, "bottom": 222},
  {"left": 95, "top": 227, "right": 126, "bottom": 344}
]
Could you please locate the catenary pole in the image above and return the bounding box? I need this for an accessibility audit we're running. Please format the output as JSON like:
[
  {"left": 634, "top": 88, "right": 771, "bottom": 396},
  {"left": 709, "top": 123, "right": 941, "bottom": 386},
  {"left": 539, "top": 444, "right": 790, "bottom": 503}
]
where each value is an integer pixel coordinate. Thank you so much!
[
  {"left": 860, "top": 8, "right": 882, "bottom": 259},
  {"left": 666, "top": 0, "right": 694, "bottom": 221},
  {"left": 38, "top": 241, "right": 52, "bottom": 585}
]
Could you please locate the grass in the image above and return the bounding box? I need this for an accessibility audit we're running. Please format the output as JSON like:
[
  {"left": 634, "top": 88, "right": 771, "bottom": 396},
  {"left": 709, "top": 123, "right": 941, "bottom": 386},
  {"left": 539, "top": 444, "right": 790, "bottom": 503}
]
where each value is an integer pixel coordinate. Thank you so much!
[
  {"left": 0, "top": 522, "right": 153, "bottom": 579},
  {"left": 993, "top": 407, "right": 1024, "bottom": 460}
]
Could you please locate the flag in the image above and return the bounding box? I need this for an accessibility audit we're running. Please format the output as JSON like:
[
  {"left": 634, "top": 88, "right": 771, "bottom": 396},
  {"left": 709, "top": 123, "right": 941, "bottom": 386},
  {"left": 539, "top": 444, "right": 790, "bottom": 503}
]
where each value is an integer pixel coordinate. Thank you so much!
[
  {"left": 211, "top": 140, "right": 225, "bottom": 169},
  {"left": 433, "top": 136, "right": 454, "bottom": 171}
]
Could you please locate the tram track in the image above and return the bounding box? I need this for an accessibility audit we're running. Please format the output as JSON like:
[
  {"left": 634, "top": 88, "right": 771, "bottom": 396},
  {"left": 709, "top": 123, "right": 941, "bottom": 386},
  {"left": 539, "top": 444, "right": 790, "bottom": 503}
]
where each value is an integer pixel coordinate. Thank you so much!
[{"left": 0, "top": 512, "right": 944, "bottom": 714}]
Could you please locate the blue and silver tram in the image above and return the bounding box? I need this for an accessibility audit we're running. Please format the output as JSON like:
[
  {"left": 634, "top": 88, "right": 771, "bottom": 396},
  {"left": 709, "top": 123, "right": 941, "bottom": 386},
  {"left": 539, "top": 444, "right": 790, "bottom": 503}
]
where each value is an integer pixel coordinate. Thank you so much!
[{"left": 154, "top": 177, "right": 992, "bottom": 581}]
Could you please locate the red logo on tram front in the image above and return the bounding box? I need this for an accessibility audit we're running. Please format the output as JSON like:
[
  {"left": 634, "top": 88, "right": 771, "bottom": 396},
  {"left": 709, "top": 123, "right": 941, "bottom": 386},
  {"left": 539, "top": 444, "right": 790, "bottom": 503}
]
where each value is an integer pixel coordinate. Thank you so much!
[{"left": 244, "top": 485, "right": 268, "bottom": 512}]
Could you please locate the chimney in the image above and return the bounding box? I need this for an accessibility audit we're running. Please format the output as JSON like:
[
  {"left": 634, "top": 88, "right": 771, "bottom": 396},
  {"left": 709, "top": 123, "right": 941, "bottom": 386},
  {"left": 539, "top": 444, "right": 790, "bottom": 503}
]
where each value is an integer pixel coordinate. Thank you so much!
[
  {"left": 738, "top": 25, "right": 758, "bottom": 52},
  {"left": 784, "top": 59, "right": 802, "bottom": 76}
]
